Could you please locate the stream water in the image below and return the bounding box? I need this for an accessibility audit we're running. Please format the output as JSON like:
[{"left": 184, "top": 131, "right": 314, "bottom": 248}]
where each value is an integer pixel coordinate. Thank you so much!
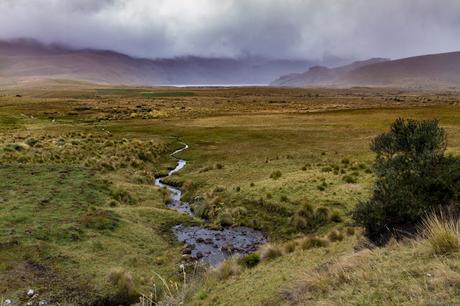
[{"left": 154, "top": 143, "right": 267, "bottom": 266}]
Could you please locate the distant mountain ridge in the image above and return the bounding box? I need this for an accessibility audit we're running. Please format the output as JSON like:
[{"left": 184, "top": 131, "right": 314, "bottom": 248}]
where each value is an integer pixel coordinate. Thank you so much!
[
  {"left": 271, "top": 58, "right": 389, "bottom": 87},
  {"left": 272, "top": 52, "right": 460, "bottom": 88},
  {"left": 0, "top": 39, "right": 339, "bottom": 86}
]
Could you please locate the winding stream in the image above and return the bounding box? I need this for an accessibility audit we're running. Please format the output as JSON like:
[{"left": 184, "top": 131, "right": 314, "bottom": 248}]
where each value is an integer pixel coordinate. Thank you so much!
[{"left": 154, "top": 143, "right": 267, "bottom": 266}]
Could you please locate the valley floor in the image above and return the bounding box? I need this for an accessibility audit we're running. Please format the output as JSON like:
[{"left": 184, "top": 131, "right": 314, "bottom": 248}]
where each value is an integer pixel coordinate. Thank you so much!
[{"left": 1, "top": 82, "right": 460, "bottom": 304}]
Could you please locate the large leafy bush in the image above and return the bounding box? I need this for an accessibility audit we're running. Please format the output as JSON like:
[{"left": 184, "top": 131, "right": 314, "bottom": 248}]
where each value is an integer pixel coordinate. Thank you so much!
[{"left": 353, "top": 118, "right": 460, "bottom": 243}]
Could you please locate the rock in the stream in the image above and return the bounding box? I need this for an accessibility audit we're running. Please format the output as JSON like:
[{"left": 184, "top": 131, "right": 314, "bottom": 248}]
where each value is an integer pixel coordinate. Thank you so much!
[
  {"left": 182, "top": 246, "right": 192, "bottom": 255},
  {"left": 221, "top": 244, "right": 234, "bottom": 253},
  {"left": 27, "top": 289, "right": 35, "bottom": 297},
  {"left": 4, "top": 299, "right": 12, "bottom": 305}
]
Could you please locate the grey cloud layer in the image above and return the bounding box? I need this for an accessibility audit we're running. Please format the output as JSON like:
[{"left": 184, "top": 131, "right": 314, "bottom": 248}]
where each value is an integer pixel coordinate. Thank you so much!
[{"left": 1, "top": 0, "right": 459, "bottom": 60}]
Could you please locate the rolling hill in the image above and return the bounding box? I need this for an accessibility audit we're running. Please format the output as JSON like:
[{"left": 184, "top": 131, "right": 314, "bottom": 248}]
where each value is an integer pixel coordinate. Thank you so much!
[{"left": 272, "top": 52, "right": 460, "bottom": 88}]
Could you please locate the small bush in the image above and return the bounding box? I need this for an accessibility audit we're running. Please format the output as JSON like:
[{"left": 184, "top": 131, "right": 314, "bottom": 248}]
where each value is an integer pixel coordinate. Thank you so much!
[
  {"left": 421, "top": 213, "right": 460, "bottom": 255},
  {"left": 238, "top": 253, "right": 260, "bottom": 268},
  {"left": 259, "top": 244, "right": 283, "bottom": 261},
  {"left": 270, "top": 170, "right": 282, "bottom": 180}
]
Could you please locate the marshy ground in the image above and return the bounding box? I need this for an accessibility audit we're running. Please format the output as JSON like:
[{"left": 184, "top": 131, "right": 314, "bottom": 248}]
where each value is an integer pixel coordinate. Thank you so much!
[{"left": 1, "top": 81, "right": 460, "bottom": 304}]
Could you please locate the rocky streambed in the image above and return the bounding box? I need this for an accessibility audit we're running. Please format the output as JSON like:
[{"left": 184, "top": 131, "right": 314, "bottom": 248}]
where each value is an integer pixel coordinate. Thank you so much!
[{"left": 154, "top": 143, "right": 267, "bottom": 266}]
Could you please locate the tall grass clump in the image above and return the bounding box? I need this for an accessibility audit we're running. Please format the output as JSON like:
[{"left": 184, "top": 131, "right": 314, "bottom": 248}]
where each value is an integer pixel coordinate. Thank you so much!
[
  {"left": 421, "top": 213, "right": 460, "bottom": 255},
  {"left": 108, "top": 268, "right": 139, "bottom": 304},
  {"left": 259, "top": 244, "right": 283, "bottom": 261},
  {"left": 208, "top": 257, "right": 241, "bottom": 280}
]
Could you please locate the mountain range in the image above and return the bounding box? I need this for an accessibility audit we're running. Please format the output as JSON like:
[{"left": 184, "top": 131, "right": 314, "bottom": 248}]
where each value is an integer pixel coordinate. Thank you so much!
[
  {"left": 0, "top": 39, "right": 331, "bottom": 86},
  {"left": 2, "top": 39, "right": 460, "bottom": 88},
  {"left": 272, "top": 52, "right": 460, "bottom": 88}
]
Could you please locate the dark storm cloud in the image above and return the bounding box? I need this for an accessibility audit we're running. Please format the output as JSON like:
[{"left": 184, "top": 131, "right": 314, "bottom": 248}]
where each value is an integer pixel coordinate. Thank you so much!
[{"left": 0, "top": 0, "right": 459, "bottom": 60}]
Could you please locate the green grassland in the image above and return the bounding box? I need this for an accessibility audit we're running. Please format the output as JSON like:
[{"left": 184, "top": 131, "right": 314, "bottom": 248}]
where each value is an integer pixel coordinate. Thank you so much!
[{"left": 1, "top": 81, "right": 460, "bottom": 304}]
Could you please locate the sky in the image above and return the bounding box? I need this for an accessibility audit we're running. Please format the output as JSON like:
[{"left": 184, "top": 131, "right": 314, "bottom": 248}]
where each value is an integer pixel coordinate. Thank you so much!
[{"left": 1, "top": 0, "right": 460, "bottom": 60}]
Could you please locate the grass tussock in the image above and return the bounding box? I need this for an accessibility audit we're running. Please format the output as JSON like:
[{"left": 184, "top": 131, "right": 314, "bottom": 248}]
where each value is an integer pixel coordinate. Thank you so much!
[
  {"left": 280, "top": 236, "right": 460, "bottom": 306},
  {"left": 108, "top": 268, "right": 139, "bottom": 304},
  {"left": 208, "top": 257, "right": 242, "bottom": 281},
  {"left": 259, "top": 244, "right": 283, "bottom": 261},
  {"left": 300, "top": 236, "right": 330, "bottom": 250},
  {"left": 421, "top": 213, "right": 460, "bottom": 255}
]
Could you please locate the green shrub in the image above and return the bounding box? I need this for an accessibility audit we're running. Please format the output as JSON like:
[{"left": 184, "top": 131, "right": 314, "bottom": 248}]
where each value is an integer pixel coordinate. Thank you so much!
[
  {"left": 353, "top": 118, "right": 460, "bottom": 244},
  {"left": 238, "top": 253, "right": 260, "bottom": 268}
]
